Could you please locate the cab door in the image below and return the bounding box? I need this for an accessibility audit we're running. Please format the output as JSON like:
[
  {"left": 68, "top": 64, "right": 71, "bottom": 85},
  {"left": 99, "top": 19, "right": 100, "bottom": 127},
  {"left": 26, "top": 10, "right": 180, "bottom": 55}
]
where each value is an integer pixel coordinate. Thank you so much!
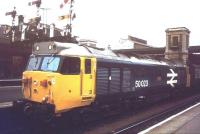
[{"left": 81, "top": 57, "right": 96, "bottom": 101}]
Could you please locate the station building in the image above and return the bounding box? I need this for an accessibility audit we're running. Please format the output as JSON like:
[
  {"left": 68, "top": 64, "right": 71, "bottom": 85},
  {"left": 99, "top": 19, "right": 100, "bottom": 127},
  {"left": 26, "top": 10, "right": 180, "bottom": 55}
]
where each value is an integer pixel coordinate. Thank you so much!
[
  {"left": 0, "top": 26, "right": 200, "bottom": 80},
  {"left": 115, "top": 27, "right": 200, "bottom": 67}
]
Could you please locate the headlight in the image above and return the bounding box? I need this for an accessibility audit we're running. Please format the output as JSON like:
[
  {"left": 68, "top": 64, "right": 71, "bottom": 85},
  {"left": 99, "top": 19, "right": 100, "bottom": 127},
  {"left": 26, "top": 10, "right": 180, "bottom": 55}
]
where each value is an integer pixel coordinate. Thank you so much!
[
  {"left": 42, "top": 96, "right": 49, "bottom": 103},
  {"left": 48, "top": 78, "right": 56, "bottom": 85}
]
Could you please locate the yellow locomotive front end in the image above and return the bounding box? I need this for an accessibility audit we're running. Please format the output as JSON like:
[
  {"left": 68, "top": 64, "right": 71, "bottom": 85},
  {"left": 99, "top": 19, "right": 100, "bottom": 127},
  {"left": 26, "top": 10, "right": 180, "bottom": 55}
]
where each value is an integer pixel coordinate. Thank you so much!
[{"left": 18, "top": 42, "right": 96, "bottom": 117}]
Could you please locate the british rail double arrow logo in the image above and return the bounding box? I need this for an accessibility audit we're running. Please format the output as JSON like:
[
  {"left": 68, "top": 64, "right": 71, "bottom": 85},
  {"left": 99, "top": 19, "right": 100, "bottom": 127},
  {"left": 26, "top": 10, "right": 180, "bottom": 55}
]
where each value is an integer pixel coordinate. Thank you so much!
[{"left": 167, "top": 69, "right": 178, "bottom": 87}]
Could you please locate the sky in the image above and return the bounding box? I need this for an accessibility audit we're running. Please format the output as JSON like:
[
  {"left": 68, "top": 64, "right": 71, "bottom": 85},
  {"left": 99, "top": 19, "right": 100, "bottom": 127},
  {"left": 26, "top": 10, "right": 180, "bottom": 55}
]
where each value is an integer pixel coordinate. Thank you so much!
[{"left": 1, "top": 0, "right": 200, "bottom": 48}]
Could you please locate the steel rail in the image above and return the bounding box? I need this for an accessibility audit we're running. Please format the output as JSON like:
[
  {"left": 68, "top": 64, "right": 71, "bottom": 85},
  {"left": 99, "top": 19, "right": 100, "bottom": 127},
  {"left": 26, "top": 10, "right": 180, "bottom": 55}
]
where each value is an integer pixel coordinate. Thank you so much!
[{"left": 112, "top": 94, "right": 200, "bottom": 134}]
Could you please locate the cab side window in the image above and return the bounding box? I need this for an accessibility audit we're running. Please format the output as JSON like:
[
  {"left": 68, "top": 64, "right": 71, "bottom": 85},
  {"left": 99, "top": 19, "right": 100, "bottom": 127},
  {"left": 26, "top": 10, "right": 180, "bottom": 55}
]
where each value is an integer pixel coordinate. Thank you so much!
[
  {"left": 61, "top": 57, "right": 80, "bottom": 74},
  {"left": 85, "top": 59, "right": 91, "bottom": 74}
]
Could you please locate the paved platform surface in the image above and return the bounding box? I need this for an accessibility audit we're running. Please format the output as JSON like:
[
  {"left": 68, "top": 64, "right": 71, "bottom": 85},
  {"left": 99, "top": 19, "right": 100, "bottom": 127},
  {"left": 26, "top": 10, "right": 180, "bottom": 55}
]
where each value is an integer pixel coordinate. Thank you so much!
[{"left": 139, "top": 102, "right": 200, "bottom": 134}]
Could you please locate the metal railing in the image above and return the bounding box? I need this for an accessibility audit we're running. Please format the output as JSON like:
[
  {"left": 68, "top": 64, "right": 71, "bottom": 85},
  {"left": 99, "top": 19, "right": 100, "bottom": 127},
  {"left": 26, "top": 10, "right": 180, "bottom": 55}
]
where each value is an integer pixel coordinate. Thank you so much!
[{"left": 0, "top": 79, "right": 21, "bottom": 86}]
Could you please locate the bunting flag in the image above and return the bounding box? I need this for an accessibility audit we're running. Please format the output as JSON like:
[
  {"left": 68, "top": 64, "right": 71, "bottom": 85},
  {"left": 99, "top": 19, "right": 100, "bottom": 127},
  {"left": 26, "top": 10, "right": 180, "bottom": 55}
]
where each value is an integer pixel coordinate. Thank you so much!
[
  {"left": 60, "top": 0, "right": 70, "bottom": 8},
  {"left": 60, "top": 3, "right": 64, "bottom": 8},
  {"left": 72, "top": 13, "right": 76, "bottom": 20},
  {"left": 28, "top": 0, "right": 41, "bottom": 6},
  {"left": 64, "top": 0, "right": 70, "bottom": 4},
  {"left": 58, "top": 15, "right": 70, "bottom": 20}
]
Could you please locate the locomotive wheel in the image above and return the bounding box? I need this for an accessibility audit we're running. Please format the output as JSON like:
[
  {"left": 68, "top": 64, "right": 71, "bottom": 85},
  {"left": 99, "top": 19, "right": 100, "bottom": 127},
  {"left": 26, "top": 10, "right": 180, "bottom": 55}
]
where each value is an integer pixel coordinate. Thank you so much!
[
  {"left": 40, "top": 113, "right": 55, "bottom": 123},
  {"left": 23, "top": 103, "right": 33, "bottom": 118}
]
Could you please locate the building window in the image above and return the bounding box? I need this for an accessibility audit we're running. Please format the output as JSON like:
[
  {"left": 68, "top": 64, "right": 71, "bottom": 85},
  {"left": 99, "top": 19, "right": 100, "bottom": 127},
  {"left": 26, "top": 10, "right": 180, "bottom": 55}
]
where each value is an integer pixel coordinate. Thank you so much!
[
  {"left": 168, "top": 35, "right": 171, "bottom": 46},
  {"left": 172, "top": 36, "right": 179, "bottom": 46}
]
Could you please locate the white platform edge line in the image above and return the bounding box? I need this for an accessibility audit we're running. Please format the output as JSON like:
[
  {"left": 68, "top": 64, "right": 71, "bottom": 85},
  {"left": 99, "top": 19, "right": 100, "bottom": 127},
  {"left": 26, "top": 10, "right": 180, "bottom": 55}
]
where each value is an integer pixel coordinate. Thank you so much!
[
  {"left": 138, "top": 102, "right": 200, "bottom": 134},
  {"left": 0, "top": 102, "right": 13, "bottom": 108}
]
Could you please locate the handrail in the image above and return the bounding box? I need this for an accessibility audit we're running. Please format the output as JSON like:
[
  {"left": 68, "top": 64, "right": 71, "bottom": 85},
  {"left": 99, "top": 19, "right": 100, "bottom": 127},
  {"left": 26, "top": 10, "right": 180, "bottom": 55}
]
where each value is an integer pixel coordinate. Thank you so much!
[
  {"left": 0, "top": 79, "right": 21, "bottom": 81},
  {"left": 0, "top": 79, "right": 21, "bottom": 86}
]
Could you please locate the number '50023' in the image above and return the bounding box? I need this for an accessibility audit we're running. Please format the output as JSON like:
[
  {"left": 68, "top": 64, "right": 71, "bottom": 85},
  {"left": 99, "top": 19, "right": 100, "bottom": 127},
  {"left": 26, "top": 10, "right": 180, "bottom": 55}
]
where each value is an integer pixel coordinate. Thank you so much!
[{"left": 135, "top": 80, "right": 148, "bottom": 88}]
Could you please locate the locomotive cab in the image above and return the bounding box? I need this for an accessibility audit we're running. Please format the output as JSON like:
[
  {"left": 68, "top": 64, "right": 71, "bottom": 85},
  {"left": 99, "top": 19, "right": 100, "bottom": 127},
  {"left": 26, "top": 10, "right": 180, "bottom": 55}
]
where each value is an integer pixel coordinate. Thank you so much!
[{"left": 21, "top": 41, "right": 96, "bottom": 114}]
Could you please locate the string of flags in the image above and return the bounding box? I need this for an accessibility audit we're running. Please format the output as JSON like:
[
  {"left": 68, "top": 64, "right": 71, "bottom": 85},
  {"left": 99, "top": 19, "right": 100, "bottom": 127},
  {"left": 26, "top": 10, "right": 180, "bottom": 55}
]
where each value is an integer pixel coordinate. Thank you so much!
[
  {"left": 60, "top": 0, "right": 70, "bottom": 8},
  {"left": 58, "top": 15, "right": 70, "bottom": 20},
  {"left": 58, "top": 13, "right": 76, "bottom": 20},
  {"left": 58, "top": 0, "right": 76, "bottom": 21},
  {"left": 5, "top": 0, "right": 76, "bottom": 38},
  {"left": 28, "top": 0, "right": 41, "bottom": 7}
]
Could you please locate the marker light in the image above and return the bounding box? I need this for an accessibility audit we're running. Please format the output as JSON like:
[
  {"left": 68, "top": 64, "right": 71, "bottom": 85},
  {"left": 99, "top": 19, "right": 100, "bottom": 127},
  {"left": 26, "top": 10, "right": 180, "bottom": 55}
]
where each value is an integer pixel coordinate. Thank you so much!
[
  {"left": 48, "top": 45, "right": 52, "bottom": 50},
  {"left": 36, "top": 46, "right": 39, "bottom": 51},
  {"left": 48, "top": 79, "right": 56, "bottom": 86},
  {"left": 42, "top": 96, "right": 49, "bottom": 103},
  {"left": 40, "top": 79, "right": 48, "bottom": 87}
]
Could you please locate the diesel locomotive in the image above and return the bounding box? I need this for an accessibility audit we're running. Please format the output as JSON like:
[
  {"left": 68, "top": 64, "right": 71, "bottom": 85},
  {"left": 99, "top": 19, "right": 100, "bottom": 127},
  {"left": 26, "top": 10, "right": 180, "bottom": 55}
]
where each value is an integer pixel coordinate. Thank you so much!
[{"left": 14, "top": 40, "right": 200, "bottom": 119}]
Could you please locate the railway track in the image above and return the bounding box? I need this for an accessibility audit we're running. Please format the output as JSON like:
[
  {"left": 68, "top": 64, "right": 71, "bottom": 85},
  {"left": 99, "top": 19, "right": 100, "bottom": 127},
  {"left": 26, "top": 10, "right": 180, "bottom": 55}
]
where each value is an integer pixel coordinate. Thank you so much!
[
  {"left": 111, "top": 92, "right": 200, "bottom": 134},
  {"left": 82, "top": 90, "right": 200, "bottom": 134}
]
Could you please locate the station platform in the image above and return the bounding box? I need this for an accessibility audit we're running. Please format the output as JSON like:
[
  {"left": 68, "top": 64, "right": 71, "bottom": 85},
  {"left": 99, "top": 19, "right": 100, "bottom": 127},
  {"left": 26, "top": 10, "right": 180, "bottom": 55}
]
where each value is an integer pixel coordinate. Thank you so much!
[
  {"left": 139, "top": 102, "right": 200, "bottom": 134},
  {"left": 0, "top": 102, "right": 13, "bottom": 109}
]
